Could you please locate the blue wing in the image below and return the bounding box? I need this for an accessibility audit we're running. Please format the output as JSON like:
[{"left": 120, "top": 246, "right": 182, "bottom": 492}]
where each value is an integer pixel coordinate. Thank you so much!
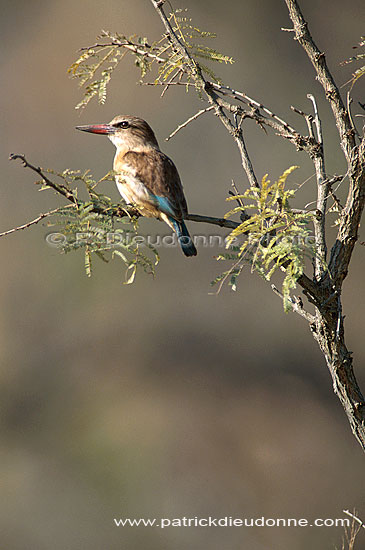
[{"left": 153, "top": 195, "right": 177, "bottom": 218}]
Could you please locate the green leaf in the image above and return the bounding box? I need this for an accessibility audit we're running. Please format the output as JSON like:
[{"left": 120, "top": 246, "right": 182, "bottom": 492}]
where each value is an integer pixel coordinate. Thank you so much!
[
  {"left": 214, "top": 167, "right": 318, "bottom": 308},
  {"left": 124, "top": 263, "right": 137, "bottom": 285}
]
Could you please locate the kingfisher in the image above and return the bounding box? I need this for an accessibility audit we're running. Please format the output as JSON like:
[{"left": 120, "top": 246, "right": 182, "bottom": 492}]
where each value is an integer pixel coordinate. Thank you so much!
[{"left": 76, "top": 115, "right": 197, "bottom": 257}]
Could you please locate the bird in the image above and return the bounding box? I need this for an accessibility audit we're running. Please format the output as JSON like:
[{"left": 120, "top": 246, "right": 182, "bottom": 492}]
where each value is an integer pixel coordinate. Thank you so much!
[{"left": 76, "top": 115, "right": 197, "bottom": 257}]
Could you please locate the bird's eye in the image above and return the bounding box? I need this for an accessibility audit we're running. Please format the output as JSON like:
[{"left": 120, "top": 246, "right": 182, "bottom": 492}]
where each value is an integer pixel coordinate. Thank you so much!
[{"left": 116, "top": 121, "right": 129, "bottom": 129}]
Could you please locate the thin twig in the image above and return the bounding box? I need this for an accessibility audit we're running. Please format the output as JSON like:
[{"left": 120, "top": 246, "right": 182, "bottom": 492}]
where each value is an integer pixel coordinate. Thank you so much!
[
  {"left": 346, "top": 91, "right": 360, "bottom": 139},
  {"left": 166, "top": 106, "right": 214, "bottom": 141},
  {"left": 328, "top": 189, "right": 344, "bottom": 212},
  {"left": 305, "top": 94, "right": 328, "bottom": 279},
  {"left": 230, "top": 180, "right": 243, "bottom": 204},
  {"left": 160, "top": 68, "right": 182, "bottom": 98},
  {"left": 229, "top": 180, "right": 249, "bottom": 221},
  {"left": 151, "top": 79, "right": 321, "bottom": 155},
  {"left": 0, "top": 206, "right": 74, "bottom": 238},
  {"left": 80, "top": 39, "right": 167, "bottom": 64},
  {"left": 325, "top": 174, "right": 345, "bottom": 212},
  {"left": 9, "top": 153, "right": 78, "bottom": 204},
  {"left": 343, "top": 510, "right": 365, "bottom": 529},
  {"left": 291, "top": 105, "right": 314, "bottom": 139},
  {"left": 141, "top": 80, "right": 194, "bottom": 88},
  {"left": 307, "top": 93, "right": 323, "bottom": 145},
  {"left": 271, "top": 284, "right": 315, "bottom": 323},
  {"left": 147, "top": 78, "right": 306, "bottom": 145}
]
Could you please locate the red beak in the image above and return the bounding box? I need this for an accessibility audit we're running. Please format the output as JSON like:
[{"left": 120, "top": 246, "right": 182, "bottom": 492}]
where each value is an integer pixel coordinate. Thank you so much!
[{"left": 76, "top": 124, "right": 115, "bottom": 135}]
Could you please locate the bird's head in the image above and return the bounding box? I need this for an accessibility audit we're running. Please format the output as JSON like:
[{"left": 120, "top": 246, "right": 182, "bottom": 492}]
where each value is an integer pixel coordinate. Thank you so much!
[{"left": 76, "top": 115, "right": 159, "bottom": 152}]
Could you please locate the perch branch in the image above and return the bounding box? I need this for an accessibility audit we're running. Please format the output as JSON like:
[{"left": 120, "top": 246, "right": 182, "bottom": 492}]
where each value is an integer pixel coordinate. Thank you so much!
[
  {"left": 8, "top": 153, "right": 243, "bottom": 233},
  {"left": 185, "top": 214, "right": 239, "bottom": 229}
]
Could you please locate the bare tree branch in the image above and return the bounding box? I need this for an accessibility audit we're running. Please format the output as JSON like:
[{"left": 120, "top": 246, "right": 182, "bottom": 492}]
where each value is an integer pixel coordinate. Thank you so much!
[
  {"left": 0, "top": 206, "right": 74, "bottom": 238},
  {"left": 306, "top": 94, "right": 329, "bottom": 279},
  {"left": 284, "top": 0, "right": 356, "bottom": 161},
  {"left": 291, "top": 104, "right": 315, "bottom": 138},
  {"left": 328, "top": 137, "right": 365, "bottom": 286},
  {"left": 9, "top": 153, "right": 79, "bottom": 204},
  {"left": 166, "top": 106, "right": 214, "bottom": 141},
  {"left": 271, "top": 284, "right": 316, "bottom": 323},
  {"left": 210, "top": 82, "right": 298, "bottom": 135}
]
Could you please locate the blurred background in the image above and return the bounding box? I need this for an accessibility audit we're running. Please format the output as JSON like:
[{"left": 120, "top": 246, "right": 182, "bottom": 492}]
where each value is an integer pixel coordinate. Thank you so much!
[{"left": 1, "top": 0, "right": 364, "bottom": 548}]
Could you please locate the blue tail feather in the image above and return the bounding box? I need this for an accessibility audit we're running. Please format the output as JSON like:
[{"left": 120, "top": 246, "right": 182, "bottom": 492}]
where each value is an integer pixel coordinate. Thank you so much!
[
  {"left": 152, "top": 196, "right": 197, "bottom": 257},
  {"left": 171, "top": 219, "right": 197, "bottom": 257}
]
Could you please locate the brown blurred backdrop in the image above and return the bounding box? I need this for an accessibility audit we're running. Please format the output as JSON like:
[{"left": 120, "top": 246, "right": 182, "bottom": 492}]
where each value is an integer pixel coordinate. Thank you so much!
[{"left": 1, "top": 1, "right": 364, "bottom": 549}]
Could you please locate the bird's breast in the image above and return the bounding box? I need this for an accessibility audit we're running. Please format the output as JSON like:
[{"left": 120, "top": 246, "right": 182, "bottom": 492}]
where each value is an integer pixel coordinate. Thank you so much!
[{"left": 115, "top": 173, "right": 161, "bottom": 219}]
